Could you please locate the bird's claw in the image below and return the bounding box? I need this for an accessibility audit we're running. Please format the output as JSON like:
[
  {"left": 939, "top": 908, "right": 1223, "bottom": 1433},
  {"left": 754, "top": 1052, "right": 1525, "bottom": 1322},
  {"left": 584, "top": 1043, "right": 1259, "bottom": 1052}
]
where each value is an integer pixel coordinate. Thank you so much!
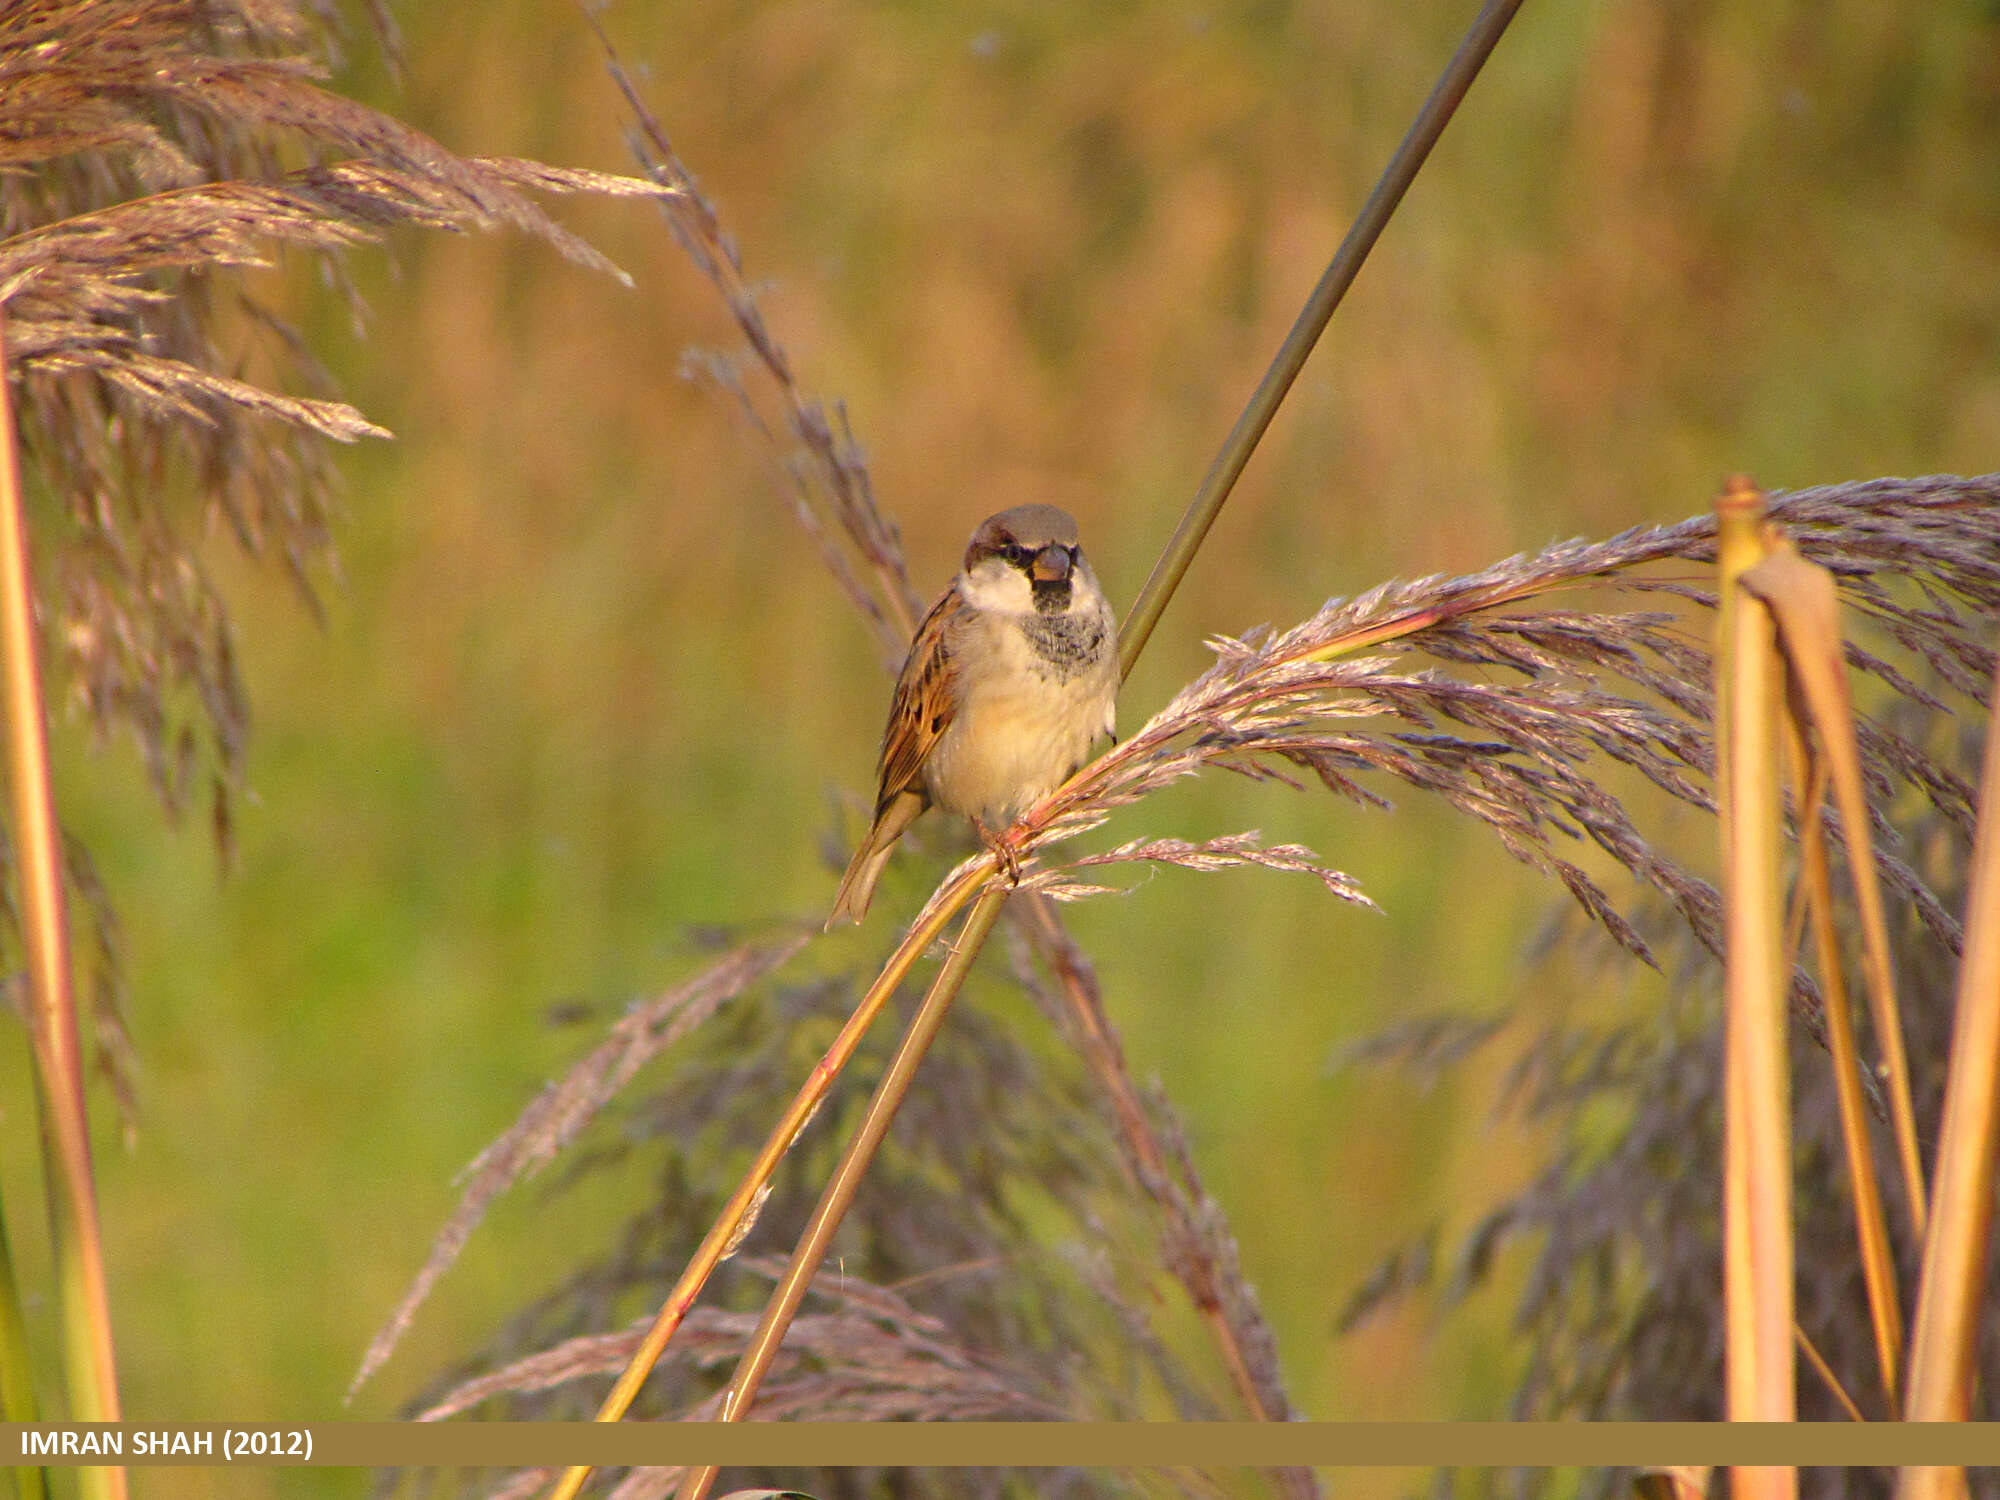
[{"left": 976, "top": 820, "right": 1024, "bottom": 888}]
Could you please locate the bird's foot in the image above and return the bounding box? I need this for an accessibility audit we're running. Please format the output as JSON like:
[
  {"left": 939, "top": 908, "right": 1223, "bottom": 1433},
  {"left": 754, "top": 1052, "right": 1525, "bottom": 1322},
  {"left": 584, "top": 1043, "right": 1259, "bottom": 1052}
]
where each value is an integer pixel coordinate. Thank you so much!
[{"left": 975, "top": 820, "right": 1024, "bottom": 888}]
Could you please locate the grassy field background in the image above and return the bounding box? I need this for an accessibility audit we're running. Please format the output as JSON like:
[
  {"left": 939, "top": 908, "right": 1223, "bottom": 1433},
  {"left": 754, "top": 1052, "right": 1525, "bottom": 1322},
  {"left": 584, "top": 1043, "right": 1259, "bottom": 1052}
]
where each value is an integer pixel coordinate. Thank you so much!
[{"left": 5, "top": 0, "right": 1996, "bottom": 1491}]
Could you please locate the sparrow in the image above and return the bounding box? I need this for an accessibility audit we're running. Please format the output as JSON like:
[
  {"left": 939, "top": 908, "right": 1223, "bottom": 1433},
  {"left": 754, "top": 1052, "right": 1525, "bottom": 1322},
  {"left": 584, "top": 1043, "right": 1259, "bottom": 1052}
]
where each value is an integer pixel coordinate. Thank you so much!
[{"left": 827, "top": 504, "right": 1119, "bottom": 927}]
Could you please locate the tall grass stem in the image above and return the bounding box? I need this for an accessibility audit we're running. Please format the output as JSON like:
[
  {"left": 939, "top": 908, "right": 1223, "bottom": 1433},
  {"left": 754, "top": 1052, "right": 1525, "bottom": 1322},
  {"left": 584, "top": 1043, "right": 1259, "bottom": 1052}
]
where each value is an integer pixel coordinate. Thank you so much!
[
  {"left": 0, "top": 311, "right": 124, "bottom": 1500},
  {"left": 1715, "top": 478, "right": 1796, "bottom": 1492}
]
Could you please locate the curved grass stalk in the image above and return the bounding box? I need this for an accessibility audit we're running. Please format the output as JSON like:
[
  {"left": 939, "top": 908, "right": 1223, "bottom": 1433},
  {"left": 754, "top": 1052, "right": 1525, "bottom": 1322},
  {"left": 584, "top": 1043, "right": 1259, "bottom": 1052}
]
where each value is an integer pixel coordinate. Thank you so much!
[
  {"left": 0, "top": 311, "right": 125, "bottom": 1500},
  {"left": 674, "top": 883, "right": 1012, "bottom": 1500},
  {"left": 544, "top": 857, "right": 990, "bottom": 1500}
]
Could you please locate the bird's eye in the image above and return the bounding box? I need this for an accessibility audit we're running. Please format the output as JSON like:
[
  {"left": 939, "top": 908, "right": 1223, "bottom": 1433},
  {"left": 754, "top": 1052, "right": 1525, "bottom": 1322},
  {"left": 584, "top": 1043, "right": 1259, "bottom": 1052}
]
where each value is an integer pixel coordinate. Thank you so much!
[{"left": 1001, "top": 543, "right": 1030, "bottom": 567}]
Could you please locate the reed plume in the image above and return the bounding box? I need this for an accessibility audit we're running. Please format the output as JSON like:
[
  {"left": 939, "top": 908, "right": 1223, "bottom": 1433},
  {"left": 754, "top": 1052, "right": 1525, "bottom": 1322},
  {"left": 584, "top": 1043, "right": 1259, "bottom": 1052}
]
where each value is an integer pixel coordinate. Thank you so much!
[
  {"left": 1, "top": 0, "right": 660, "bottom": 843},
  {"left": 0, "top": 0, "right": 659, "bottom": 1097}
]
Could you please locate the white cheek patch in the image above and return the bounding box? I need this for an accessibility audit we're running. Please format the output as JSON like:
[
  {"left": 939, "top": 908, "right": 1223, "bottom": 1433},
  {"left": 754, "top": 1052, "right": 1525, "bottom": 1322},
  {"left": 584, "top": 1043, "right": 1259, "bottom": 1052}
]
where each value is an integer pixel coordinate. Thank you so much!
[
  {"left": 960, "top": 561, "right": 1035, "bottom": 615},
  {"left": 1068, "top": 567, "right": 1106, "bottom": 614}
]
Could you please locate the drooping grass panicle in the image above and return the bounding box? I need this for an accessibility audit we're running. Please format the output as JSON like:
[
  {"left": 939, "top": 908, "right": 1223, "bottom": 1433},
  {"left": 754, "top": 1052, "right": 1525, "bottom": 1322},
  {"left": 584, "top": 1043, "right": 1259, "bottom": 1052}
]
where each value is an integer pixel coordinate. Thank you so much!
[
  {"left": 3, "top": 7, "right": 670, "bottom": 1468},
  {"left": 584, "top": 11, "right": 917, "bottom": 661},
  {"left": 1326, "top": 494, "right": 1995, "bottom": 1472},
  {"left": 351, "top": 933, "right": 809, "bottom": 1399},
  {"left": 1, "top": 2, "right": 665, "bottom": 1145},
  {"left": 418, "top": 1256, "right": 1070, "bottom": 1427},
  {"left": 1009, "top": 476, "right": 1997, "bottom": 988},
  {"left": 1, "top": 0, "right": 664, "bottom": 845}
]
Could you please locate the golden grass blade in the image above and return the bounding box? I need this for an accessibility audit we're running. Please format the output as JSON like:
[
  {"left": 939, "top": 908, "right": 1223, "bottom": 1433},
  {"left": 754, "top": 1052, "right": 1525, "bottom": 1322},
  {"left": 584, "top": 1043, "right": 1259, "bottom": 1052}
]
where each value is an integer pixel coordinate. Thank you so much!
[
  {"left": 1794, "top": 740, "right": 1904, "bottom": 1410},
  {"left": 0, "top": 310, "right": 124, "bottom": 1500},
  {"left": 1714, "top": 478, "right": 1795, "bottom": 1496},
  {"left": 1742, "top": 541, "right": 1927, "bottom": 1238},
  {"left": 674, "top": 884, "right": 1013, "bottom": 1500},
  {"left": 1762, "top": 582, "right": 1904, "bottom": 1409},
  {"left": 1896, "top": 650, "right": 2000, "bottom": 1446},
  {"left": 543, "top": 861, "right": 987, "bottom": 1500}
]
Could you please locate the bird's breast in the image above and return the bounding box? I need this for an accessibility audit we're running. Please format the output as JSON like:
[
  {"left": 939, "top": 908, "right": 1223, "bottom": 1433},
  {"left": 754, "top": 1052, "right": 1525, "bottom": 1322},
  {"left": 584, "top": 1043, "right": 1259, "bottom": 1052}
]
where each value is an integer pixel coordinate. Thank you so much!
[{"left": 924, "top": 613, "right": 1115, "bottom": 827}]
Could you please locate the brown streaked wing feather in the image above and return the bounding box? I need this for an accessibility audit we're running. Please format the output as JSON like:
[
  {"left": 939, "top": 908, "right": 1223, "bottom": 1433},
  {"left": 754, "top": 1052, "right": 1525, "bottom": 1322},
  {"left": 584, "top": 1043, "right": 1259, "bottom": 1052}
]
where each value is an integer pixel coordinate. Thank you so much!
[{"left": 874, "top": 583, "right": 962, "bottom": 814}]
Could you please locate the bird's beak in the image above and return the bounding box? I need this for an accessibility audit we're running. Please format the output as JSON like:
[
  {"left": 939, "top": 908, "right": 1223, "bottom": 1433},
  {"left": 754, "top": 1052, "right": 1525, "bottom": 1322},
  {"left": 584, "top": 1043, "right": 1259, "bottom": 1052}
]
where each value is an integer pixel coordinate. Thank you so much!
[{"left": 1030, "top": 545, "right": 1073, "bottom": 583}]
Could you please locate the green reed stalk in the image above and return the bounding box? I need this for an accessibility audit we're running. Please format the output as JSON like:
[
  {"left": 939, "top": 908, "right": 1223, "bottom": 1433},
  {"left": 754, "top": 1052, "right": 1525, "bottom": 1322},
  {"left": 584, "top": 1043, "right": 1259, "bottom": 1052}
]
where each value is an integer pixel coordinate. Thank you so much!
[{"left": 0, "top": 312, "right": 125, "bottom": 1500}]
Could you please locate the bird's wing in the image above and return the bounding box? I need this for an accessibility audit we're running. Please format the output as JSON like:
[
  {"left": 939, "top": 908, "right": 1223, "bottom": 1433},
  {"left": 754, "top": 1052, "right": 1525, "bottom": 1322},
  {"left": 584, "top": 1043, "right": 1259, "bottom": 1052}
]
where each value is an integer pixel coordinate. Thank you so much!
[{"left": 875, "top": 583, "right": 963, "bottom": 813}]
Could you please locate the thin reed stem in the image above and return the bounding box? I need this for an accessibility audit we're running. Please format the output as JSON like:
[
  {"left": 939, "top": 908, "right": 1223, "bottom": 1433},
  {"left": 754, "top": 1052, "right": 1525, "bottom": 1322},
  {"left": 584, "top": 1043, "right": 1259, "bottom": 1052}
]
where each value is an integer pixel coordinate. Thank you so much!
[
  {"left": 1898, "top": 650, "right": 2000, "bottom": 1436},
  {"left": 675, "top": 882, "right": 1012, "bottom": 1500},
  {"left": 1715, "top": 477, "right": 1795, "bottom": 1495},
  {"left": 1742, "top": 543, "right": 1927, "bottom": 1242},
  {"left": 0, "top": 311, "right": 124, "bottom": 1499},
  {"left": 1795, "top": 1323, "right": 1865, "bottom": 1424},
  {"left": 545, "top": 861, "right": 987, "bottom": 1500},
  {"left": 1116, "top": 0, "right": 1525, "bottom": 676},
  {"left": 1794, "top": 741, "right": 1902, "bottom": 1411}
]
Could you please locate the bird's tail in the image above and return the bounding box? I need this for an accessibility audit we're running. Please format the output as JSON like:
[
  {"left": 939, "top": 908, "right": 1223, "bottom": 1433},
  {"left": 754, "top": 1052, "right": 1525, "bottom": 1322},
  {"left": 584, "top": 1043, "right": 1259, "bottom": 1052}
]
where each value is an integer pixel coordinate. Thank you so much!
[
  {"left": 826, "top": 841, "right": 894, "bottom": 928},
  {"left": 824, "top": 790, "right": 924, "bottom": 929}
]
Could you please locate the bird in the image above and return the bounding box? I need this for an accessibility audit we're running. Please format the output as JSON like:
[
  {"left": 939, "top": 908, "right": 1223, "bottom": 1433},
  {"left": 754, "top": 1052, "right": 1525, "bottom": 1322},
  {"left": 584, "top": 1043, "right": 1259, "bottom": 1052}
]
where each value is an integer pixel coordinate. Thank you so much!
[{"left": 827, "top": 504, "right": 1118, "bottom": 927}]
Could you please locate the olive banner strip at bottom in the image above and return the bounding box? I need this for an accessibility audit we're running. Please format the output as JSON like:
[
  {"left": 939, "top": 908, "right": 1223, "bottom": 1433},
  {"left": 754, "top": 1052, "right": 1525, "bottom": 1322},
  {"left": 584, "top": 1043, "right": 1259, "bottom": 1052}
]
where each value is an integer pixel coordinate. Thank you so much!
[{"left": 3, "top": 1422, "right": 1998, "bottom": 1469}]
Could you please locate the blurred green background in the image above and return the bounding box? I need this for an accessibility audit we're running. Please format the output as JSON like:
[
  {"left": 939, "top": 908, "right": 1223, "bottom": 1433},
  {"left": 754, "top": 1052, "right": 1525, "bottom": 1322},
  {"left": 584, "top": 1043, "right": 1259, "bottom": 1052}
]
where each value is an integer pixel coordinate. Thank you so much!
[{"left": 4, "top": 0, "right": 1997, "bottom": 1490}]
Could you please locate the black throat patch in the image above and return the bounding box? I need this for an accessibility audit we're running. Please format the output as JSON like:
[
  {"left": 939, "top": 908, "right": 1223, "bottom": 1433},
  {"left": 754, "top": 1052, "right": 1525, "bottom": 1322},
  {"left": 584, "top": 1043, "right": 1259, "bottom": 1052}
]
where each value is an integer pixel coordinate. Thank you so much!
[
  {"left": 1030, "top": 577, "right": 1073, "bottom": 615},
  {"left": 1023, "top": 611, "right": 1107, "bottom": 681}
]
